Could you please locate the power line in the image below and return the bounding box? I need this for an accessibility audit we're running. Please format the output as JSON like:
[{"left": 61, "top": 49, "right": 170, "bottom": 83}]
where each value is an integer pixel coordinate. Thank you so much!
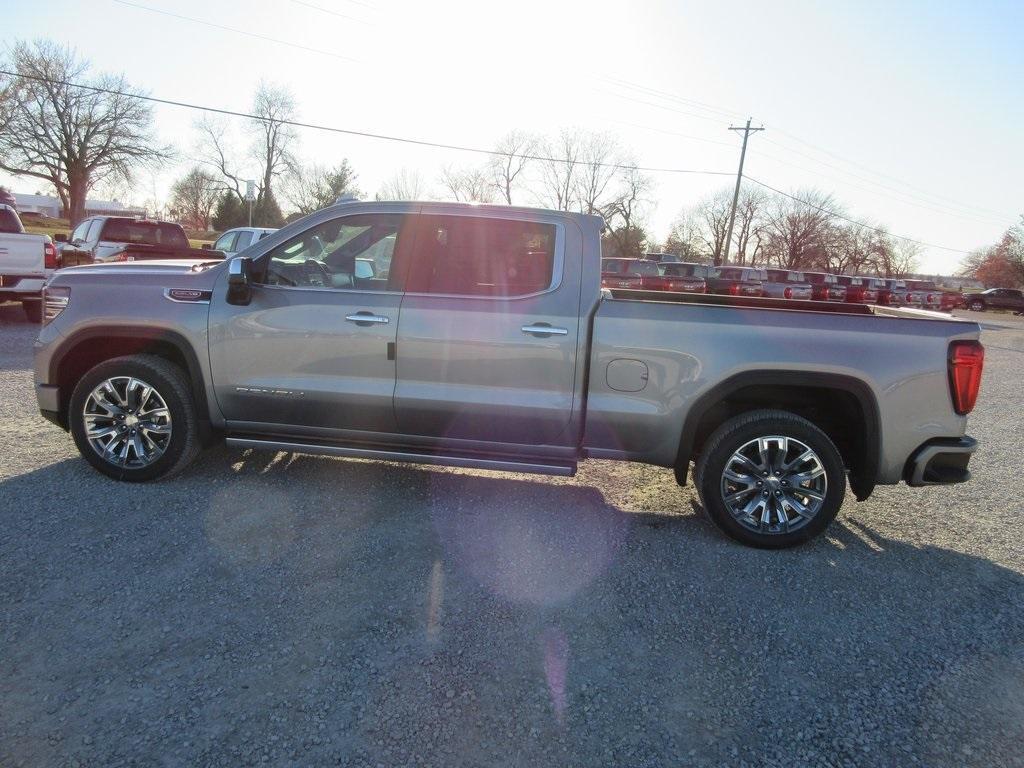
[
  {"left": 722, "top": 119, "right": 765, "bottom": 265},
  {"left": 0, "top": 70, "right": 980, "bottom": 255},
  {"left": 745, "top": 177, "right": 974, "bottom": 254},
  {"left": 289, "top": 0, "right": 371, "bottom": 25},
  {"left": 0, "top": 70, "right": 735, "bottom": 178},
  {"left": 113, "top": 0, "right": 359, "bottom": 62}
]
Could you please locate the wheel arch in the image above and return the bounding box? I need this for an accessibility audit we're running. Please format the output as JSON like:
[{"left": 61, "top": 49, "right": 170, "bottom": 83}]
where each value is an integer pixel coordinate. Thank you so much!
[
  {"left": 48, "top": 326, "right": 213, "bottom": 441},
  {"left": 675, "top": 371, "right": 881, "bottom": 501}
]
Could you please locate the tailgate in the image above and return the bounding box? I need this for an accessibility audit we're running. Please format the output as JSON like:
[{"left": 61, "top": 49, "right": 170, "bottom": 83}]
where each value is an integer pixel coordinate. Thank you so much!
[{"left": 0, "top": 234, "right": 46, "bottom": 276}]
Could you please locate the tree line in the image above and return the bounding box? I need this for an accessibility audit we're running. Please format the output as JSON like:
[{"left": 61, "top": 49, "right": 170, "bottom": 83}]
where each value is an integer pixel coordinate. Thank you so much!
[{"left": 2, "top": 38, "right": 1020, "bottom": 284}]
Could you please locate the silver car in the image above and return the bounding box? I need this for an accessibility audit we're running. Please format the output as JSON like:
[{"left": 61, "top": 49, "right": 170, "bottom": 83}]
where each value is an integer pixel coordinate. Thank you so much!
[{"left": 762, "top": 268, "right": 813, "bottom": 300}]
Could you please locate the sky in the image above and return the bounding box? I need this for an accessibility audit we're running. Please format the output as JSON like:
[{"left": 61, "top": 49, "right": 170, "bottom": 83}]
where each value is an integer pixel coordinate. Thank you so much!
[{"left": 2, "top": 0, "right": 1022, "bottom": 274}]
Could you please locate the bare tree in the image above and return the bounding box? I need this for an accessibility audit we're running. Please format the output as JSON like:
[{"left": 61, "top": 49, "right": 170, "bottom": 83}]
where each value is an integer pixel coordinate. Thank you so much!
[
  {"left": 439, "top": 165, "right": 495, "bottom": 203},
  {"left": 731, "top": 187, "right": 767, "bottom": 265},
  {"left": 489, "top": 130, "right": 537, "bottom": 204},
  {"left": 692, "top": 189, "right": 733, "bottom": 265},
  {"left": 760, "top": 189, "right": 840, "bottom": 269},
  {"left": 664, "top": 210, "right": 705, "bottom": 261},
  {"left": 198, "top": 81, "right": 297, "bottom": 208},
  {"left": 168, "top": 167, "right": 220, "bottom": 230},
  {"left": 284, "top": 160, "right": 361, "bottom": 215},
  {"left": 537, "top": 129, "right": 582, "bottom": 211},
  {"left": 602, "top": 164, "right": 653, "bottom": 258},
  {"left": 575, "top": 132, "right": 621, "bottom": 215},
  {"left": 376, "top": 168, "right": 428, "bottom": 201},
  {"left": 0, "top": 40, "right": 168, "bottom": 225},
  {"left": 888, "top": 240, "right": 921, "bottom": 278},
  {"left": 250, "top": 82, "right": 297, "bottom": 205}
]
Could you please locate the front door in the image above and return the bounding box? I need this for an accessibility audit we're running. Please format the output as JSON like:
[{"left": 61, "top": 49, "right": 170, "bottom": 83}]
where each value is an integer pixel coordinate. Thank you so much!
[
  {"left": 393, "top": 212, "right": 582, "bottom": 447},
  {"left": 208, "top": 212, "right": 414, "bottom": 435}
]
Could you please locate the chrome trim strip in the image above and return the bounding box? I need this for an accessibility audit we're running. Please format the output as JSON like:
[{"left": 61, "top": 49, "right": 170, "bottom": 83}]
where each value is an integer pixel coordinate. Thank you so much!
[{"left": 225, "top": 437, "right": 577, "bottom": 477}]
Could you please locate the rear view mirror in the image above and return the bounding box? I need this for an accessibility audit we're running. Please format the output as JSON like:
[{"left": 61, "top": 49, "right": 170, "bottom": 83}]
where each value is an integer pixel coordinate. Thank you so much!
[{"left": 226, "top": 257, "right": 253, "bottom": 306}]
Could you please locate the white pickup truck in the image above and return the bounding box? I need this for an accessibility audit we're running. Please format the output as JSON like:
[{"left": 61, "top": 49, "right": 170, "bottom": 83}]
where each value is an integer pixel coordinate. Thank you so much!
[{"left": 0, "top": 204, "right": 58, "bottom": 322}]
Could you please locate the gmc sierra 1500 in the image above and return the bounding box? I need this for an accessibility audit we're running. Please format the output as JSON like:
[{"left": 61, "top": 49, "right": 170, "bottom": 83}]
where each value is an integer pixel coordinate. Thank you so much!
[{"left": 34, "top": 201, "right": 983, "bottom": 547}]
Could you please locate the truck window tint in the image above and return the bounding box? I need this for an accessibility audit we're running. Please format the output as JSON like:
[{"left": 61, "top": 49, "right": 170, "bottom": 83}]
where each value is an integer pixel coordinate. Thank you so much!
[
  {"left": 0, "top": 207, "right": 23, "bottom": 233},
  {"left": 100, "top": 219, "right": 189, "bottom": 249},
  {"left": 406, "top": 216, "right": 556, "bottom": 297},
  {"left": 214, "top": 232, "right": 238, "bottom": 252},
  {"left": 70, "top": 220, "right": 91, "bottom": 243},
  {"left": 262, "top": 214, "right": 407, "bottom": 291},
  {"left": 85, "top": 219, "right": 104, "bottom": 243}
]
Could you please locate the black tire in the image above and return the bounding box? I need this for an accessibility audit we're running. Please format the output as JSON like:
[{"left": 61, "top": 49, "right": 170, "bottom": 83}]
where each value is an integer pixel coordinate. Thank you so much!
[
  {"left": 69, "top": 354, "right": 202, "bottom": 482},
  {"left": 693, "top": 409, "right": 846, "bottom": 549},
  {"left": 22, "top": 299, "right": 42, "bottom": 323},
  {"left": 969, "top": 300, "right": 985, "bottom": 312}
]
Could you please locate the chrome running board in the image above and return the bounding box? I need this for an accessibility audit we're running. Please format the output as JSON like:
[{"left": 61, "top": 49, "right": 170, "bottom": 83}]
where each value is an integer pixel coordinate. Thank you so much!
[{"left": 225, "top": 437, "right": 577, "bottom": 477}]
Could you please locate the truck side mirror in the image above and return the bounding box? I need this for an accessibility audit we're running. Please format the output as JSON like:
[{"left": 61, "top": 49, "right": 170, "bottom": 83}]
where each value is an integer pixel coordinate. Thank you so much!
[
  {"left": 226, "top": 257, "right": 253, "bottom": 306},
  {"left": 53, "top": 233, "right": 68, "bottom": 243}
]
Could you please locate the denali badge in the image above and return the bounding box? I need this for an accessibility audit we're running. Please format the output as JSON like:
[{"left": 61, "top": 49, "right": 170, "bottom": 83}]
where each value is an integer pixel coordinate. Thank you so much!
[
  {"left": 164, "top": 288, "right": 212, "bottom": 303},
  {"left": 235, "top": 387, "right": 306, "bottom": 397}
]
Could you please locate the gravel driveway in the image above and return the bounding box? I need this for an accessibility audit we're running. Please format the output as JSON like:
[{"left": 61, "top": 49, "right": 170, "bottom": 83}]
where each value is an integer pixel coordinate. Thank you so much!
[{"left": 1, "top": 304, "right": 1022, "bottom": 768}]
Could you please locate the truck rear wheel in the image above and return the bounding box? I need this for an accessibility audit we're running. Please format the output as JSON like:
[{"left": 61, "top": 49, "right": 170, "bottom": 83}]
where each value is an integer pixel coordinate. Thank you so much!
[
  {"left": 969, "top": 300, "right": 985, "bottom": 312},
  {"left": 69, "top": 354, "right": 201, "bottom": 482},
  {"left": 693, "top": 409, "right": 846, "bottom": 548}
]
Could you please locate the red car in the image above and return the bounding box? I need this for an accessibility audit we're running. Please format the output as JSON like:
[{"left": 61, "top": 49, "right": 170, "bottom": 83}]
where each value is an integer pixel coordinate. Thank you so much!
[
  {"left": 803, "top": 272, "right": 848, "bottom": 302},
  {"left": 601, "top": 258, "right": 705, "bottom": 293},
  {"left": 836, "top": 275, "right": 882, "bottom": 304}
]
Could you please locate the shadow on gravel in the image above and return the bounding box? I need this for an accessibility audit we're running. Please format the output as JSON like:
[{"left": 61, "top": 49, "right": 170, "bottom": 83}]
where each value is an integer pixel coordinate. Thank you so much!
[{"left": 2, "top": 448, "right": 1022, "bottom": 767}]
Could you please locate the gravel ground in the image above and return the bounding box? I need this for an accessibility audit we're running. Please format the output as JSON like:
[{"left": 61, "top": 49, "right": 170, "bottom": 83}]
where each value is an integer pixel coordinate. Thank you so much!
[{"left": 1, "top": 303, "right": 1022, "bottom": 768}]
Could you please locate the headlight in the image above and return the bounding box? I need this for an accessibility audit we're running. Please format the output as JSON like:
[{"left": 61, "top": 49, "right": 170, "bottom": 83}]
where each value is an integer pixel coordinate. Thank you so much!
[{"left": 43, "top": 285, "right": 70, "bottom": 325}]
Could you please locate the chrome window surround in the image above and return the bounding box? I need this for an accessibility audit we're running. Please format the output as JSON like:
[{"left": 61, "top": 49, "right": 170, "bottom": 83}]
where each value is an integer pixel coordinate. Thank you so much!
[{"left": 253, "top": 213, "right": 566, "bottom": 302}]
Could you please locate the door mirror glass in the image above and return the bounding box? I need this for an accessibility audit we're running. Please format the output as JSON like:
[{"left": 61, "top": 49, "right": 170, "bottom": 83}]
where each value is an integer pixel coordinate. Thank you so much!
[{"left": 227, "top": 257, "right": 253, "bottom": 306}]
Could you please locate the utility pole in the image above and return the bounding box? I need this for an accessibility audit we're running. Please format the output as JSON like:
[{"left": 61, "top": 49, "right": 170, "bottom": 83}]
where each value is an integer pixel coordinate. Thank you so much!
[{"left": 721, "top": 118, "right": 764, "bottom": 265}]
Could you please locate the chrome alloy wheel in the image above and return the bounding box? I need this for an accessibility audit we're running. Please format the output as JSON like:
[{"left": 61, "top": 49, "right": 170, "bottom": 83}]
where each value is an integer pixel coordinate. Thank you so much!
[
  {"left": 720, "top": 435, "right": 828, "bottom": 535},
  {"left": 82, "top": 377, "right": 172, "bottom": 468}
]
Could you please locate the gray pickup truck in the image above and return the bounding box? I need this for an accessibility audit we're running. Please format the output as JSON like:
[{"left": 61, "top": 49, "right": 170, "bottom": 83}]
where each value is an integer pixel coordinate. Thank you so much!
[{"left": 33, "top": 201, "right": 984, "bottom": 548}]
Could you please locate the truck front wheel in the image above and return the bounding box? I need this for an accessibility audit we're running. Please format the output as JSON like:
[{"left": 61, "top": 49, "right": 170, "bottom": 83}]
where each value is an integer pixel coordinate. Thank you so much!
[
  {"left": 969, "top": 300, "right": 985, "bottom": 312},
  {"left": 693, "top": 409, "right": 846, "bottom": 548},
  {"left": 69, "top": 354, "right": 201, "bottom": 482}
]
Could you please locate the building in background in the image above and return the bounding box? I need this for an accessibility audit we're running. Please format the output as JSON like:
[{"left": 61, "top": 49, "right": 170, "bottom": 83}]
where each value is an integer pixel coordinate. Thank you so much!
[{"left": 12, "top": 193, "right": 146, "bottom": 219}]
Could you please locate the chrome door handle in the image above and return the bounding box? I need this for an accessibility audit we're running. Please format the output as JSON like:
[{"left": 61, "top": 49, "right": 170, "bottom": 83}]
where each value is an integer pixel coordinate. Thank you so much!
[
  {"left": 346, "top": 312, "right": 390, "bottom": 325},
  {"left": 521, "top": 323, "right": 568, "bottom": 336}
]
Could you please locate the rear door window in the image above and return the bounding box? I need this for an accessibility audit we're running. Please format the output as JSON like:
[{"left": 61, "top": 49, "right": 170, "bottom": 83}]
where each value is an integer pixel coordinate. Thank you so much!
[
  {"left": 234, "top": 231, "right": 255, "bottom": 250},
  {"left": 100, "top": 219, "right": 189, "bottom": 248},
  {"left": 406, "top": 216, "right": 557, "bottom": 297}
]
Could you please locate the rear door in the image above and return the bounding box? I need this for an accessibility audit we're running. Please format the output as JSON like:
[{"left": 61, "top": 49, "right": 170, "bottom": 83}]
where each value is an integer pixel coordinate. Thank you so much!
[{"left": 393, "top": 211, "right": 582, "bottom": 446}]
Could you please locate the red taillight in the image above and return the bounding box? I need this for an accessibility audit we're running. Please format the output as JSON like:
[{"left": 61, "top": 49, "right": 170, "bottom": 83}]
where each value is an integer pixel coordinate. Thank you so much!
[
  {"left": 44, "top": 242, "right": 59, "bottom": 269},
  {"left": 948, "top": 340, "right": 984, "bottom": 415},
  {"left": 784, "top": 287, "right": 793, "bottom": 299},
  {"left": 728, "top": 283, "right": 741, "bottom": 296}
]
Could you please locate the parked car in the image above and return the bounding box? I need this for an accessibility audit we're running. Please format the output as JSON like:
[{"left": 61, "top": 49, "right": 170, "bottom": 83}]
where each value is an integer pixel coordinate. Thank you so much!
[
  {"left": 836, "top": 275, "right": 882, "bottom": 304},
  {"left": 877, "top": 279, "right": 910, "bottom": 307},
  {"left": 904, "top": 280, "right": 942, "bottom": 311},
  {"left": 655, "top": 263, "right": 707, "bottom": 293},
  {"left": 762, "top": 268, "right": 813, "bottom": 300},
  {"left": 600, "top": 258, "right": 704, "bottom": 293},
  {"left": 55, "top": 216, "right": 218, "bottom": 264},
  {"left": 660, "top": 264, "right": 764, "bottom": 297},
  {"left": 0, "top": 205, "right": 58, "bottom": 322},
  {"left": 208, "top": 227, "right": 277, "bottom": 258},
  {"left": 962, "top": 287, "right": 1024, "bottom": 313},
  {"left": 938, "top": 291, "right": 964, "bottom": 312},
  {"left": 803, "top": 272, "right": 847, "bottom": 302},
  {"left": 34, "top": 201, "right": 985, "bottom": 549}
]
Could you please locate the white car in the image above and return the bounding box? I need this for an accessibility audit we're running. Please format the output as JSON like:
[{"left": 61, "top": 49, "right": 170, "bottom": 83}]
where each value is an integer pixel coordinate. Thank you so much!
[
  {"left": 0, "top": 204, "right": 58, "bottom": 322},
  {"left": 209, "top": 227, "right": 277, "bottom": 257}
]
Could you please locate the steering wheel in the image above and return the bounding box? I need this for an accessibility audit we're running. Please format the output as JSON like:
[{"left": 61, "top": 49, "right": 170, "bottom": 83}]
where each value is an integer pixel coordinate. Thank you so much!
[{"left": 303, "top": 259, "right": 333, "bottom": 286}]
